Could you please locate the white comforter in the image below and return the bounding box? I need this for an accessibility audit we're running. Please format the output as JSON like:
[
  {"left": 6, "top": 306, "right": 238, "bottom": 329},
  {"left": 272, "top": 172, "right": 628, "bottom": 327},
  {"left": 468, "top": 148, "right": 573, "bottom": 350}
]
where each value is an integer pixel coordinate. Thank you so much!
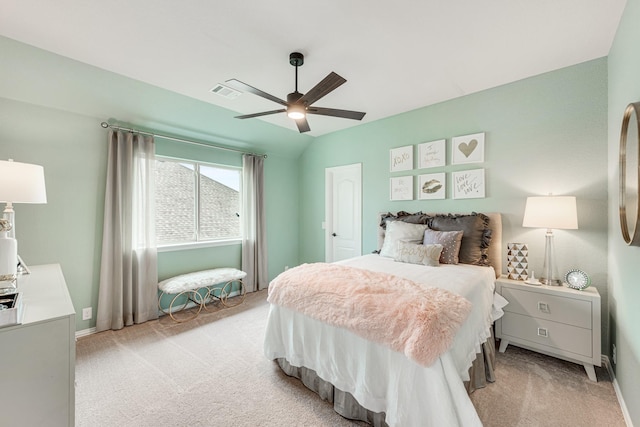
[{"left": 264, "top": 254, "right": 506, "bottom": 427}]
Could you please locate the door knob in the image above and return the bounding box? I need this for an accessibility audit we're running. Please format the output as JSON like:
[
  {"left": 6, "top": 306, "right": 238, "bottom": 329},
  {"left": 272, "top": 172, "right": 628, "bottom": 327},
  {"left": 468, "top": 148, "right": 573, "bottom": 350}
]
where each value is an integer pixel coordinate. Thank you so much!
[{"left": 332, "top": 233, "right": 337, "bottom": 237}]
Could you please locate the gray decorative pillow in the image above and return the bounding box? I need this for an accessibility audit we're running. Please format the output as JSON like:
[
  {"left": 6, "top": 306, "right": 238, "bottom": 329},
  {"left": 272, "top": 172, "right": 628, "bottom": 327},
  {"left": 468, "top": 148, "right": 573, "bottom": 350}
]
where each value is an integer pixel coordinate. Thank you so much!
[
  {"left": 423, "top": 229, "right": 464, "bottom": 264},
  {"left": 394, "top": 241, "right": 443, "bottom": 266},
  {"left": 429, "top": 213, "right": 492, "bottom": 266},
  {"left": 380, "top": 211, "right": 431, "bottom": 229},
  {"left": 380, "top": 220, "right": 429, "bottom": 258}
]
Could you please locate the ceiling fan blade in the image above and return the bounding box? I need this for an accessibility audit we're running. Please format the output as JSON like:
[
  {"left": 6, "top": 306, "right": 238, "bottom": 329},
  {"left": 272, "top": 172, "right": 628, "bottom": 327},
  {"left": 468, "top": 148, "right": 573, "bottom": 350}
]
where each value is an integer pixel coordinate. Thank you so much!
[
  {"left": 225, "top": 79, "right": 288, "bottom": 107},
  {"left": 235, "top": 109, "right": 286, "bottom": 119},
  {"left": 298, "top": 72, "right": 347, "bottom": 106},
  {"left": 307, "top": 107, "right": 366, "bottom": 121},
  {"left": 295, "top": 117, "right": 311, "bottom": 133}
]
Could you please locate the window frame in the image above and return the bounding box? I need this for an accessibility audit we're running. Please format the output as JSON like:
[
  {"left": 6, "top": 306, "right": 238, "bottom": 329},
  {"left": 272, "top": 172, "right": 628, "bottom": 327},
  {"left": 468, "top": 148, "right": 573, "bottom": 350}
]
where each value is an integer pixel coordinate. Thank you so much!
[{"left": 155, "top": 155, "right": 242, "bottom": 251}]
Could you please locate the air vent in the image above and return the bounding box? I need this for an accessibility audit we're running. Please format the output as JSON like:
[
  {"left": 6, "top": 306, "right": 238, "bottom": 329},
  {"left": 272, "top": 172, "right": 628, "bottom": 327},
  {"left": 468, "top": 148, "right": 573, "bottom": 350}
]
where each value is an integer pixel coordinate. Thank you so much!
[{"left": 210, "top": 84, "right": 241, "bottom": 99}]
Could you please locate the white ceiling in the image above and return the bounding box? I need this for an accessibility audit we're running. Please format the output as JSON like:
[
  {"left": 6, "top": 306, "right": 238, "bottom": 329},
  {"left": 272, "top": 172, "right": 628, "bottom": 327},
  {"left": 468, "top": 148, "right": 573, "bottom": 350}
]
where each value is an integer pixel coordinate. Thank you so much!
[{"left": 0, "top": 0, "right": 627, "bottom": 137}]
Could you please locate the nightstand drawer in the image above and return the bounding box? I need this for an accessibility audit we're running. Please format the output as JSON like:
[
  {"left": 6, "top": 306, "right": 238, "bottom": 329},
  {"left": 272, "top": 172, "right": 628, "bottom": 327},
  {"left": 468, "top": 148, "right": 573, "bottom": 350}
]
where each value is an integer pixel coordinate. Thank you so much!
[
  {"left": 501, "top": 312, "right": 592, "bottom": 357},
  {"left": 501, "top": 287, "right": 592, "bottom": 329}
]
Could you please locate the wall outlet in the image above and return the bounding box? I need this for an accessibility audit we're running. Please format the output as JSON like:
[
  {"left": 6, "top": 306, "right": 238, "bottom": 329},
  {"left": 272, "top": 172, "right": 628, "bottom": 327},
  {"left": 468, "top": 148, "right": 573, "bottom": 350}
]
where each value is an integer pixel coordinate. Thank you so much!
[
  {"left": 82, "top": 307, "right": 92, "bottom": 321},
  {"left": 612, "top": 343, "right": 617, "bottom": 364}
]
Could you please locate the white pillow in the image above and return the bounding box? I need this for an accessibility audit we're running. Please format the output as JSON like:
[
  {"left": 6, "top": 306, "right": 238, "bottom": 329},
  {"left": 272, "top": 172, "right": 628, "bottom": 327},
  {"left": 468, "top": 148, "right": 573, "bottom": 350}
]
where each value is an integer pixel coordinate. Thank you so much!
[
  {"left": 379, "top": 221, "right": 429, "bottom": 258},
  {"left": 394, "top": 242, "right": 443, "bottom": 266}
]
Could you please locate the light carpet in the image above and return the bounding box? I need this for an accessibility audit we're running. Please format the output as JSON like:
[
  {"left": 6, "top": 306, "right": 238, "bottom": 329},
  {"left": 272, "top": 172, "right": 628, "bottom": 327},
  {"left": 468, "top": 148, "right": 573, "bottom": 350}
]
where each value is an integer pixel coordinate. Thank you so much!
[{"left": 76, "top": 290, "right": 625, "bottom": 426}]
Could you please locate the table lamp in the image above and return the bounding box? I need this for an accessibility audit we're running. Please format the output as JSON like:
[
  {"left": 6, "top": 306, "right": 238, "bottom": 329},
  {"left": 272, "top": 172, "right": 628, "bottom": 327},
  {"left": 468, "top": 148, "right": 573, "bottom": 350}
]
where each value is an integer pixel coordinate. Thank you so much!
[
  {"left": 0, "top": 159, "right": 47, "bottom": 288},
  {"left": 522, "top": 196, "right": 578, "bottom": 286}
]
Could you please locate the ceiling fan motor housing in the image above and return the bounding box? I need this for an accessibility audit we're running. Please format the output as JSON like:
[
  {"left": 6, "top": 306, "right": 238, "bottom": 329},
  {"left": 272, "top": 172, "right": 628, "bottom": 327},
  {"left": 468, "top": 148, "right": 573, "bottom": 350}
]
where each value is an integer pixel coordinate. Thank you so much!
[
  {"left": 287, "top": 91, "right": 303, "bottom": 104},
  {"left": 289, "top": 52, "right": 304, "bottom": 67}
]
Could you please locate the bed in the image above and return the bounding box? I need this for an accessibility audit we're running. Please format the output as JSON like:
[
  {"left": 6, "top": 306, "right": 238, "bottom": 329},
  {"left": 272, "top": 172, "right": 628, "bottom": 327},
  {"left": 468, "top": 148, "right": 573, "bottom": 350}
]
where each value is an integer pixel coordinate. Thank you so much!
[{"left": 264, "top": 212, "right": 506, "bottom": 426}]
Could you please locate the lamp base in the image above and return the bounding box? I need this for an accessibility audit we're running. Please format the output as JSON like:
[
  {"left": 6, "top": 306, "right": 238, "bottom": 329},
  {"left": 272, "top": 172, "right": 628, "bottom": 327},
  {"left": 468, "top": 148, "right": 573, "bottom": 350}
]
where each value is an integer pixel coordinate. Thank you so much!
[
  {"left": 0, "top": 274, "right": 17, "bottom": 294},
  {"left": 539, "top": 277, "right": 563, "bottom": 286},
  {"left": 540, "top": 230, "right": 563, "bottom": 286}
]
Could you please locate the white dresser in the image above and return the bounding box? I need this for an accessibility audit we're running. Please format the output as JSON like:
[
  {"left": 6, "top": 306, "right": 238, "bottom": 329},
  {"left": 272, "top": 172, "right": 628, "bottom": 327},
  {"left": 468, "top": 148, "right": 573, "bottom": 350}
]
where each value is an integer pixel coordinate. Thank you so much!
[
  {"left": 495, "top": 276, "right": 601, "bottom": 381},
  {"left": 0, "top": 264, "right": 76, "bottom": 426}
]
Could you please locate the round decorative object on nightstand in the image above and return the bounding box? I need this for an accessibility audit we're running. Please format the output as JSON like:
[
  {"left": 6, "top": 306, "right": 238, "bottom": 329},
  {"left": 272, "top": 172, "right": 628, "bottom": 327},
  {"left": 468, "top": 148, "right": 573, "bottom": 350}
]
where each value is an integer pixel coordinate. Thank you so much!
[{"left": 565, "top": 269, "right": 591, "bottom": 290}]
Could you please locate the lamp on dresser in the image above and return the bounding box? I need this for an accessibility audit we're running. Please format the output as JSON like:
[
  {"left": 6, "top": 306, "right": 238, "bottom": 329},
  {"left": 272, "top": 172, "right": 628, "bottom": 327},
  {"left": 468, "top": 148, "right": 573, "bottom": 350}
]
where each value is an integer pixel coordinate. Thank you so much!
[
  {"left": 0, "top": 159, "right": 47, "bottom": 289},
  {"left": 522, "top": 195, "right": 578, "bottom": 286}
]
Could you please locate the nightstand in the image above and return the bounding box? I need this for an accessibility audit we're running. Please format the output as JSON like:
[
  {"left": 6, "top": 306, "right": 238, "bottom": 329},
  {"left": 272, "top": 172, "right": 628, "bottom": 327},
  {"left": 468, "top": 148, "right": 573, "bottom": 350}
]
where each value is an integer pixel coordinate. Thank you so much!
[{"left": 495, "top": 276, "right": 601, "bottom": 381}]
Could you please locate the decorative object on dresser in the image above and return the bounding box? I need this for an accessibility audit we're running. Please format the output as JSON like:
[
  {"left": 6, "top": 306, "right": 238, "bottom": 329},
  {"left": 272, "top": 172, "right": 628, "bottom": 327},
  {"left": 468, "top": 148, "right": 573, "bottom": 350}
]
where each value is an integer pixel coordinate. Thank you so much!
[
  {"left": 495, "top": 276, "right": 601, "bottom": 381},
  {"left": 522, "top": 195, "right": 578, "bottom": 285},
  {"left": 0, "top": 159, "right": 47, "bottom": 277},
  {"left": 506, "top": 242, "right": 529, "bottom": 281},
  {"left": 564, "top": 269, "right": 591, "bottom": 290},
  {"left": 618, "top": 101, "right": 640, "bottom": 246}
]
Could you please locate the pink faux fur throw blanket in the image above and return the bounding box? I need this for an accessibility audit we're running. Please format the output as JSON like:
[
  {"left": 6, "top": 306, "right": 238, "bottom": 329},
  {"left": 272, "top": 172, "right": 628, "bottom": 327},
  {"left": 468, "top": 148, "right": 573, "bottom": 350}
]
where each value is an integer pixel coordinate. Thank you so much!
[{"left": 267, "top": 262, "right": 472, "bottom": 367}]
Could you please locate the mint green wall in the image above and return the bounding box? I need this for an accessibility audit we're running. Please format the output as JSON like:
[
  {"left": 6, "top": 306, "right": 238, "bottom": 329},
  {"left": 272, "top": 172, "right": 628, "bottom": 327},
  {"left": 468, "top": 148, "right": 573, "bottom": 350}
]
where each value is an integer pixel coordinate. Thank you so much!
[
  {"left": 0, "top": 36, "right": 304, "bottom": 332},
  {"left": 0, "top": 99, "right": 107, "bottom": 332},
  {"left": 300, "top": 58, "right": 610, "bottom": 351},
  {"left": 608, "top": 0, "right": 640, "bottom": 423}
]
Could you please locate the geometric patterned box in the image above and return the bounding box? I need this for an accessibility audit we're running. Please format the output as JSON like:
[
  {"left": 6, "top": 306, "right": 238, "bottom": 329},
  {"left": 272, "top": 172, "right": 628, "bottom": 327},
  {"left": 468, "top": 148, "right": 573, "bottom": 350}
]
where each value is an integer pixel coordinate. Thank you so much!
[{"left": 506, "top": 243, "right": 528, "bottom": 281}]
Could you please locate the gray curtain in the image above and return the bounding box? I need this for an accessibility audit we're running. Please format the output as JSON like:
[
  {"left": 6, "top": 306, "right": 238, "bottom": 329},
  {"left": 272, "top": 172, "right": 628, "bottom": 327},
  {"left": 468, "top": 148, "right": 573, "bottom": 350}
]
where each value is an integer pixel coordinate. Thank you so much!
[
  {"left": 241, "top": 154, "right": 268, "bottom": 292},
  {"left": 96, "top": 130, "right": 158, "bottom": 331}
]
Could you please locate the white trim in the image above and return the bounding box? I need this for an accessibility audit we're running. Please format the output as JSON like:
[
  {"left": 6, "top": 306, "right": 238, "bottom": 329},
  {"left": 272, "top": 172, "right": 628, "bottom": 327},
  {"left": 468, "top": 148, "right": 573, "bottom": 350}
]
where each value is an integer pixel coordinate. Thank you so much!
[
  {"left": 602, "top": 355, "right": 634, "bottom": 427},
  {"left": 74, "top": 288, "right": 245, "bottom": 340},
  {"left": 75, "top": 327, "right": 97, "bottom": 339},
  {"left": 158, "top": 238, "right": 241, "bottom": 252}
]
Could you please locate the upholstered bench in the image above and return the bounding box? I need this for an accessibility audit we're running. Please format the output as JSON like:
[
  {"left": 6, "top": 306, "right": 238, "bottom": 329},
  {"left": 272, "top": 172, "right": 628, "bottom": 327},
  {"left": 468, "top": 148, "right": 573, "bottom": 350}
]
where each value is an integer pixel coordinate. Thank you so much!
[{"left": 158, "top": 268, "right": 247, "bottom": 322}]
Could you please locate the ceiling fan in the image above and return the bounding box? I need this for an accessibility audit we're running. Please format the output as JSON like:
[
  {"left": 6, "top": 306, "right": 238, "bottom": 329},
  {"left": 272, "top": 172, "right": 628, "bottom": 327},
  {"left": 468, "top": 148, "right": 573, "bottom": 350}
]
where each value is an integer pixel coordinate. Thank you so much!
[{"left": 225, "top": 52, "right": 366, "bottom": 133}]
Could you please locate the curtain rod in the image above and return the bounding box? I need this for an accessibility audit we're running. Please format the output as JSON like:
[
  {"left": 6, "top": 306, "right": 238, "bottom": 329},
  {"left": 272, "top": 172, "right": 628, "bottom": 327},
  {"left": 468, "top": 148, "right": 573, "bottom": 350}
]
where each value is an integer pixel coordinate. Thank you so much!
[{"left": 100, "top": 122, "right": 267, "bottom": 158}]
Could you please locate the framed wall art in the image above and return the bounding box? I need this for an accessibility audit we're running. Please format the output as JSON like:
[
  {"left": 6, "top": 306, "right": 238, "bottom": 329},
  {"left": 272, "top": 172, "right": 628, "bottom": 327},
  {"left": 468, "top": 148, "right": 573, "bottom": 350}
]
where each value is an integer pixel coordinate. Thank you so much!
[
  {"left": 452, "top": 169, "right": 485, "bottom": 199},
  {"left": 418, "top": 139, "right": 446, "bottom": 169},
  {"left": 452, "top": 132, "right": 484, "bottom": 165},
  {"left": 390, "top": 145, "right": 413, "bottom": 172},
  {"left": 418, "top": 173, "right": 445, "bottom": 200},
  {"left": 390, "top": 176, "right": 413, "bottom": 201}
]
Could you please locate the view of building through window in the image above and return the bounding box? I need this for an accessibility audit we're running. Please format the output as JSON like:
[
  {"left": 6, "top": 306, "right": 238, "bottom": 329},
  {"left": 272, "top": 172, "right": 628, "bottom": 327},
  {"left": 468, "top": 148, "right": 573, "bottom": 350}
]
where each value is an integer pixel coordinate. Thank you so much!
[{"left": 155, "top": 158, "right": 241, "bottom": 245}]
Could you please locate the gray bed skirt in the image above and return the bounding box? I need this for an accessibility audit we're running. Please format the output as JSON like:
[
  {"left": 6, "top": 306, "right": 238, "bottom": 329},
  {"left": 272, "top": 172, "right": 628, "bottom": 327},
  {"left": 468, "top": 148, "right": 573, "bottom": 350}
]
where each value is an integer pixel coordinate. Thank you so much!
[{"left": 275, "top": 329, "right": 496, "bottom": 426}]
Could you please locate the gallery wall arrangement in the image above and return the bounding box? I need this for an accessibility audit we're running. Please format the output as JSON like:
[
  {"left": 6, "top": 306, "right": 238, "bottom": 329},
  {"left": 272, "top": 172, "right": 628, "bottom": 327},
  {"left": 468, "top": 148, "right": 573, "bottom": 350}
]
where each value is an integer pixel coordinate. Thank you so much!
[{"left": 389, "top": 132, "right": 485, "bottom": 201}]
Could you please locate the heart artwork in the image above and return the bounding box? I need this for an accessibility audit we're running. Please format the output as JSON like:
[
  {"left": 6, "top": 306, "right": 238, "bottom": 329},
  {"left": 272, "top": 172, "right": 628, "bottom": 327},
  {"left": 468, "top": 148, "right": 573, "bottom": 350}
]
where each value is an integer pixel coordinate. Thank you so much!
[{"left": 458, "top": 139, "right": 478, "bottom": 158}]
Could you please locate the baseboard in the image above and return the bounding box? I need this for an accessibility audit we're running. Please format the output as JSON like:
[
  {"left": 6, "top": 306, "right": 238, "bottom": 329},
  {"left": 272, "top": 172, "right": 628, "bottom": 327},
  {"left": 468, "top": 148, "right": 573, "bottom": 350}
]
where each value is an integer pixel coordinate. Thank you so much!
[
  {"left": 75, "top": 290, "right": 244, "bottom": 339},
  {"left": 602, "top": 355, "right": 634, "bottom": 427},
  {"left": 75, "top": 327, "right": 97, "bottom": 339}
]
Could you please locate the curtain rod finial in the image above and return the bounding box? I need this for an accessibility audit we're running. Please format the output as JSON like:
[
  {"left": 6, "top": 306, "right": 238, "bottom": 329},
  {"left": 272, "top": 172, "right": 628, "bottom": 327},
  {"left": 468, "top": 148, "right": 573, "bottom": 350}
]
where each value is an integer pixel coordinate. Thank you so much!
[{"left": 101, "top": 122, "right": 109, "bottom": 128}]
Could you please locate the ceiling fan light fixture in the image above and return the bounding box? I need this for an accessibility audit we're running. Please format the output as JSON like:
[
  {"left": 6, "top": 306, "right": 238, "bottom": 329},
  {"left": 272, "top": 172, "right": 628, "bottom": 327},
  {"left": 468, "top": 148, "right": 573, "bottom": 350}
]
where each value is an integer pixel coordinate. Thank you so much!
[{"left": 287, "top": 105, "right": 306, "bottom": 120}]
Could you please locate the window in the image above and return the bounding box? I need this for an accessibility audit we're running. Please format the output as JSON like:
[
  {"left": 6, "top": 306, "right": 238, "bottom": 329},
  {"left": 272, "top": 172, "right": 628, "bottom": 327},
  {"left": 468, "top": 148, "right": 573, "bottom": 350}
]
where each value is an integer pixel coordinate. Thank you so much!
[{"left": 155, "top": 157, "right": 241, "bottom": 247}]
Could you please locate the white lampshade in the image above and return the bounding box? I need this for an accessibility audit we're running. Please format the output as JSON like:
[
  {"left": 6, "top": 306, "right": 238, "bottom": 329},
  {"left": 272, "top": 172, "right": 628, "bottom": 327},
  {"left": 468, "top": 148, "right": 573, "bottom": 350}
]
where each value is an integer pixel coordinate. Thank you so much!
[
  {"left": 522, "top": 196, "right": 578, "bottom": 230},
  {"left": 0, "top": 160, "right": 47, "bottom": 204}
]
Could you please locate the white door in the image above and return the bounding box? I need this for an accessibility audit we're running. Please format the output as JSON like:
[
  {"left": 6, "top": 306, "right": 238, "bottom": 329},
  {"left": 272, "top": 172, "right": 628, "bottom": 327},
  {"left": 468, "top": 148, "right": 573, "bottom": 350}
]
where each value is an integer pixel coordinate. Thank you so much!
[{"left": 325, "top": 164, "right": 362, "bottom": 262}]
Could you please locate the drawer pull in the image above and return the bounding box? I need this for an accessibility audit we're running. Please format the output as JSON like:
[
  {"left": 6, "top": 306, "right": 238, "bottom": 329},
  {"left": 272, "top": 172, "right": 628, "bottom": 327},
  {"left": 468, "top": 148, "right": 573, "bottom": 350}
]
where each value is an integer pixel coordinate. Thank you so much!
[
  {"left": 537, "top": 327, "right": 549, "bottom": 338},
  {"left": 538, "top": 301, "right": 550, "bottom": 313}
]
